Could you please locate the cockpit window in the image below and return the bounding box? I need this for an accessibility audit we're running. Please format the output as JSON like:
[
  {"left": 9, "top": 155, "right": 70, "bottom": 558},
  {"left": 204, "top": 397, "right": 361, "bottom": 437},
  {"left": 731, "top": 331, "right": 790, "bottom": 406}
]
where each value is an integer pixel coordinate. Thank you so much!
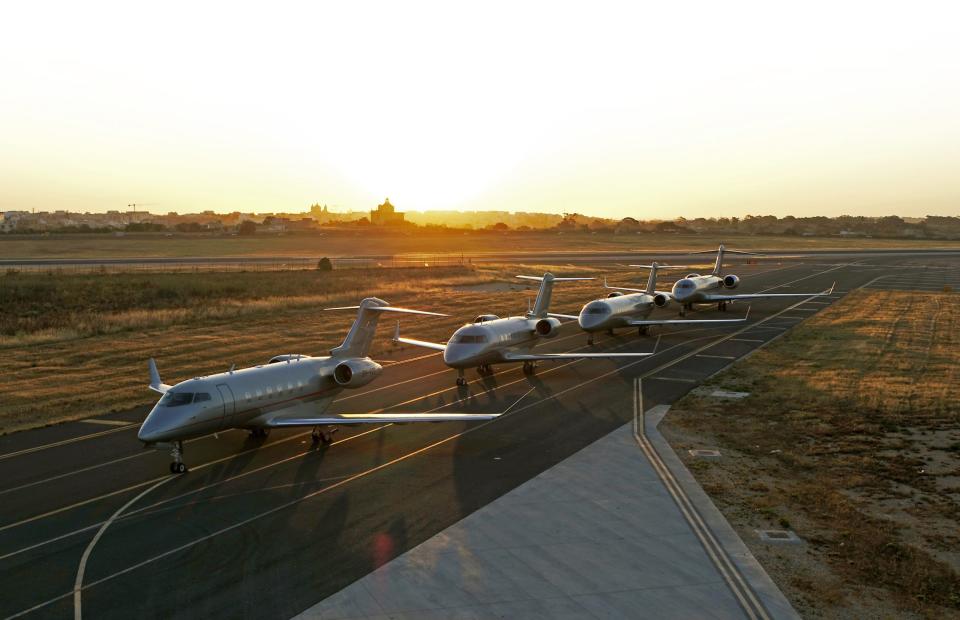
[
  {"left": 194, "top": 393, "right": 211, "bottom": 402},
  {"left": 456, "top": 334, "right": 488, "bottom": 344},
  {"left": 679, "top": 281, "right": 695, "bottom": 289},
  {"left": 160, "top": 392, "right": 194, "bottom": 407},
  {"left": 587, "top": 306, "right": 609, "bottom": 314}
]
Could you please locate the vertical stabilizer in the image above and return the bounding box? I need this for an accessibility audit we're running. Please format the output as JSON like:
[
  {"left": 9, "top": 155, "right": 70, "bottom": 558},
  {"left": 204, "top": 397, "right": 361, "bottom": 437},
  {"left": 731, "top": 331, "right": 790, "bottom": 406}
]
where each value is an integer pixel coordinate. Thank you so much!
[
  {"left": 645, "top": 262, "right": 659, "bottom": 295},
  {"left": 330, "top": 297, "right": 390, "bottom": 358},
  {"left": 531, "top": 272, "right": 556, "bottom": 318},
  {"left": 712, "top": 244, "right": 726, "bottom": 276}
]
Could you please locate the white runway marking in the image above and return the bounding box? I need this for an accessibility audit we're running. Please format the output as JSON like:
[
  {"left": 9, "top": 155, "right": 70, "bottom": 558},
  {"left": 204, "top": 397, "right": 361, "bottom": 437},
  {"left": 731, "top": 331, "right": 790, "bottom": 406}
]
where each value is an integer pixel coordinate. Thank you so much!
[
  {"left": 695, "top": 354, "right": 737, "bottom": 360},
  {"left": 78, "top": 419, "right": 132, "bottom": 427}
]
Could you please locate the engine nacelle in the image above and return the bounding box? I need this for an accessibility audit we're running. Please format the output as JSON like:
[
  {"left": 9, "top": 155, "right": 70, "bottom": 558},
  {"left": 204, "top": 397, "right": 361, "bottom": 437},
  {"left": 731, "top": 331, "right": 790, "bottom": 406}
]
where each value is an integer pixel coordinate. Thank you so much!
[
  {"left": 332, "top": 358, "right": 382, "bottom": 389},
  {"left": 722, "top": 274, "right": 740, "bottom": 289},
  {"left": 653, "top": 293, "right": 670, "bottom": 308},
  {"left": 534, "top": 317, "right": 562, "bottom": 338},
  {"left": 685, "top": 273, "right": 701, "bottom": 279},
  {"left": 607, "top": 291, "right": 624, "bottom": 298}
]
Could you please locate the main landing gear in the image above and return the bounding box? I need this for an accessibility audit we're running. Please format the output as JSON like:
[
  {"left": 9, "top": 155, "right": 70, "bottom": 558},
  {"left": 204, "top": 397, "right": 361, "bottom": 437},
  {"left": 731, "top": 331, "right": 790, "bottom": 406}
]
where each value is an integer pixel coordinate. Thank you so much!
[
  {"left": 249, "top": 427, "right": 271, "bottom": 439},
  {"left": 522, "top": 360, "right": 537, "bottom": 375},
  {"left": 169, "top": 441, "right": 187, "bottom": 474},
  {"left": 311, "top": 426, "right": 337, "bottom": 446},
  {"left": 718, "top": 301, "right": 729, "bottom": 311},
  {"left": 638, "top": 326, "right": 650, "bottom": 336}
]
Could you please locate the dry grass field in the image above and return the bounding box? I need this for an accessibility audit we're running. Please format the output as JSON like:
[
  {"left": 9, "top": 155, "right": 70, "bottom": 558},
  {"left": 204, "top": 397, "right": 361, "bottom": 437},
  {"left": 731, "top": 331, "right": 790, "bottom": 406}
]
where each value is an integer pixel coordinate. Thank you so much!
[
  {"left": 0, "top": 263, "right": 609, "bottom": 434},
  {"left": 662, "top": 289, "right": 960, "bottom": 619},
  {"left": 4, "top": 231, "right": 960, "bottom": 260}
]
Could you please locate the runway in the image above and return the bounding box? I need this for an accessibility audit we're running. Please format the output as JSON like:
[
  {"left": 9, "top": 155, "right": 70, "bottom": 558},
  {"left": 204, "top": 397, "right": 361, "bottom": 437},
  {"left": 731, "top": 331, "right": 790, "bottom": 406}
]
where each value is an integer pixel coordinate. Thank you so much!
[{"left": 1, "top": 252, "right": 955, "bottom": 619}]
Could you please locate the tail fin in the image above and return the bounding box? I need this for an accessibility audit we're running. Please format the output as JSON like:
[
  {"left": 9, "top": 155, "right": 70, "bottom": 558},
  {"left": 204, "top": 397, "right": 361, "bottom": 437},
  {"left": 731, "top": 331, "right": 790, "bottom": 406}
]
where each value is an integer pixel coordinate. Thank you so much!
[
  {"left": 326, "top": 298, "right": 446, "bottom": 358},
  {"left": 516, "top": 273, "right": 593, "bottom": 318},
  {"left": 712, "top": 244, "right": 725, "bottom": 276},
  {"left": 645, "top": 262, "right": 659, "bottom": 295}
]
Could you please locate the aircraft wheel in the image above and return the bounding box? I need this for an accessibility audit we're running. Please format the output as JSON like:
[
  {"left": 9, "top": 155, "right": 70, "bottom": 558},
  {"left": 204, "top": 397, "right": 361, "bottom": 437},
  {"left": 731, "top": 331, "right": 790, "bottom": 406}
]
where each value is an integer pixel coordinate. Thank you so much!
[
  {"left": 171, "top": 462, "right": 187, "bottom": 474},
  {"left": 522, "top": 361, "right": 535, "bottom": 375},
  {"left": 456, "top": 377, "right": 466, "bottom": 386}
]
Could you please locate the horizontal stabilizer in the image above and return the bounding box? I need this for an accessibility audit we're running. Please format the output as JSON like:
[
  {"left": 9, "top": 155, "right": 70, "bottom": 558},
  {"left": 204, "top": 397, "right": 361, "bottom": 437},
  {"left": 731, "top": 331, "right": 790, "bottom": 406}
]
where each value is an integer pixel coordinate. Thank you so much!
[
  {"left": 324, "top": 305, "right": 447, "bottom": 317},
  {"left": 266, "top": 412, "right": 499, "bottom": 427},
  {"left": 603, "top": 276, "right": 646, "bottom": 293},
  {"left": 547, "top": 312, "right": 579, "bottom": 321},
  {"left": 627, "top": 264, "right": 696, "bottom": 270},
  {"left": 515, "top": 275, "right": 593, "bottom": 282}
]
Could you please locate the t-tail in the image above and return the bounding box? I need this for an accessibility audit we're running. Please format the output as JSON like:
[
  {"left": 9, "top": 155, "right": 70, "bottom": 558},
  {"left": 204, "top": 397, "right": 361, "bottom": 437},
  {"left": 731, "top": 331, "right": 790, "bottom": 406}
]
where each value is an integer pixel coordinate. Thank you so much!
[
  {"left": 516, "top": 273, "right": 593, "bottom": 318},
  {"left": 325, "top": 298, "right": 447, "bottom": 358},
  {"left": 645, "top": 262, "right": 660, "bottom": 295},
  {"left": 712, "top": 244, "right": 726, "bottom": 276}
]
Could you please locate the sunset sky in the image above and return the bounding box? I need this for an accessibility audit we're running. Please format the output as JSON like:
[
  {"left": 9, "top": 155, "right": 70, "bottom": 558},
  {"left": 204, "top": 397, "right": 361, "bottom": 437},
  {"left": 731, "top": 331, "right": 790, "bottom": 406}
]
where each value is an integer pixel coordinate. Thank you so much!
[{"left": 1, "top": 1, "right": 958, "bottom": 219}]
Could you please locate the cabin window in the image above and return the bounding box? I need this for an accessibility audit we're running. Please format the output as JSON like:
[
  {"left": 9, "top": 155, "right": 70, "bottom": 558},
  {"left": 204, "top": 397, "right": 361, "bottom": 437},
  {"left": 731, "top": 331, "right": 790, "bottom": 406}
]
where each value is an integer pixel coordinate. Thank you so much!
[
  {"left": 287, "top": 382, "right": 294, "bottom": 393},
  {"left": 194, "top": 393, "right": 211, "bottom": 402},
  {"left": 159, "top": 392, "right": 193, "bottom": 407},
  {"left": 256, "top": 389, "right": 263, "bottom": 399},
  {"left": 455, "top": 334, "right": 488, "bottom": 344},
  {"left": 277, "top": 385, "right": 283, "bottom": 395},
  {"left": 245, "top": 392, "right": 252, "bottom": 402}
]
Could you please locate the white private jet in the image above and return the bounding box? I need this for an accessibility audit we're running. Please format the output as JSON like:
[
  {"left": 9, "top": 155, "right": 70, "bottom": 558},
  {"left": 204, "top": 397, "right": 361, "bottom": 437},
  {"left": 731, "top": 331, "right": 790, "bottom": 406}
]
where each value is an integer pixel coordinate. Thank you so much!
[
  {"left": 139, "top": 298, "right": 499, "bottom": 473},
  {"left": 394, "top": 273, "right": 654, "bottom": 386},
  {"left": 651, "top": 244, "right": 834, "bottom": 316},
  {"left": 553, "top": 262, "right": 749, "bottom": 345}
]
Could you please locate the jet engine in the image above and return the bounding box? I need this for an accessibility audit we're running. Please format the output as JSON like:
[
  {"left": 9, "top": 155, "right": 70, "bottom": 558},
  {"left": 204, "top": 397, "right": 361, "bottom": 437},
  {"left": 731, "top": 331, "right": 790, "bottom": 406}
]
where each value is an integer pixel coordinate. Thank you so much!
[
  {"left": 534, "top": 317, "right": 562, "bottom": 338},
  {"left": 332, "top": 358, "right": 382, "bottom": 388},
  {"left": 653, "top": 293, "right": 670, "bottom": 308},
  {"left": 606, "top": 291, "right": 623, "bottom": 298},
  {"left": 722, "top": 274, "right": 740, "bottom": 288},
  {"left": 685, "top": 273, "right": 701, "bottom": 279}
]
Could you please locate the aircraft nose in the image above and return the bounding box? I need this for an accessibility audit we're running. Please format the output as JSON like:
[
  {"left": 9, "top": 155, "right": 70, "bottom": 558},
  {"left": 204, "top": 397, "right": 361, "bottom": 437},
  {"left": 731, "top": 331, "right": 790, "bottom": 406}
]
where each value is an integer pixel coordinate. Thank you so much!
[
  {"left": 578, "top": 312, "right": 601, "bottom": 330},
  {"left": 138, "top": 408, "right": 168, "bottom": 443}
]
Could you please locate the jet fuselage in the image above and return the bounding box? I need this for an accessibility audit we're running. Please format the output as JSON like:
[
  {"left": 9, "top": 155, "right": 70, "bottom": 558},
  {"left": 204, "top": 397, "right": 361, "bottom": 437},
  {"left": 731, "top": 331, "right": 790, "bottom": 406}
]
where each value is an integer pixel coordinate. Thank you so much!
[
  {"left": 577, "top": 293, "right": 655, "bottom": 333},
  {"left": 138, "top": 356, "right": 339, "bottom": 443}
]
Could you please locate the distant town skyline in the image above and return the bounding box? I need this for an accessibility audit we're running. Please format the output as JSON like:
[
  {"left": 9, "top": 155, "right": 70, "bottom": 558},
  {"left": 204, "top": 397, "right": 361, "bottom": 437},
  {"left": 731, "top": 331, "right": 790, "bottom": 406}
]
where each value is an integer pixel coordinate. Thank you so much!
[{"left": 2, "top": 3, "right": 958, "bottom": 219}]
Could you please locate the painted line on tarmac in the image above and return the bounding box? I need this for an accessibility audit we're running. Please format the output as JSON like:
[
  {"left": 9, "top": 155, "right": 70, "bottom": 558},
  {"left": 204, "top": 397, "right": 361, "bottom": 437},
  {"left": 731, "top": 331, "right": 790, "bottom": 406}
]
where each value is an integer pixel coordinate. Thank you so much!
[
  {"left": 695, "top": 354, "right": 737, "bottom": 360},
  {"left": 77, "top": 420, "right": 131, "bottom": 427},
  {"left": 632, "top": 378, "right": 770, "bottom": 620},
  {"left": 7, "top": 263, "right": 847, "bottom": 618},
  {"left": 650, "top": 376, "right": 698, "bottom": 383},
  {"left": 0, "top": 426, "right": 389, "bottom": 562},
  {"left": 729, "top": 338, "right": 766, "bottom": 343},
  {"left": 0, "top": 425, "right": 137, "bottom": 462}
]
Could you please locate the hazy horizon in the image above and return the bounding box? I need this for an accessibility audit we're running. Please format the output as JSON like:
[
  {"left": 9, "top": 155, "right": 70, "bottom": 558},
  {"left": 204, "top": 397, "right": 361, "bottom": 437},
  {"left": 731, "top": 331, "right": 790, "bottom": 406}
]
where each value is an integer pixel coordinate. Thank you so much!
[{"left": 2, "top": 2, "right": 958, "bottom": 219}]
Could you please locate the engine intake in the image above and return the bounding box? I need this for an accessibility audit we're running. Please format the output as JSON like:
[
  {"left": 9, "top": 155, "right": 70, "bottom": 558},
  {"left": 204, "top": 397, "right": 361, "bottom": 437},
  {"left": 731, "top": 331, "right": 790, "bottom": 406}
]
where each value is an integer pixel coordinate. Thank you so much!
[
  {"left": 653, "top": 293, "right": 670, "bottom": 308},
  {"left": 722, "top": 274, "right": 740, "bottom": 289},
  {"left": 332, "top": 358, "right": 382, "bottom": 389},
  {"left": 534, "top": 317, "right": 561, "bottom": 338}
]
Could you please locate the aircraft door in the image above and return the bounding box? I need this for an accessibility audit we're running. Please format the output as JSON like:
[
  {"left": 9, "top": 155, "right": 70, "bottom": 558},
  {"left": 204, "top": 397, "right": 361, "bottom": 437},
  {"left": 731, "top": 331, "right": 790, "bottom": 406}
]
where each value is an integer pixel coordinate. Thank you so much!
[{"left": 215, "top": 384, "right": 236, "bottom": 428}]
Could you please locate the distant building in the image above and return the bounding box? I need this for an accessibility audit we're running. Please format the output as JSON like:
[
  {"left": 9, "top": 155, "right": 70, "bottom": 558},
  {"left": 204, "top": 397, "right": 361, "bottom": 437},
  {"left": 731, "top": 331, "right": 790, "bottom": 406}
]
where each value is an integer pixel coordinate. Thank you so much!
[{"left": 370, "top": 198, "right": 405, "bottom": 226}]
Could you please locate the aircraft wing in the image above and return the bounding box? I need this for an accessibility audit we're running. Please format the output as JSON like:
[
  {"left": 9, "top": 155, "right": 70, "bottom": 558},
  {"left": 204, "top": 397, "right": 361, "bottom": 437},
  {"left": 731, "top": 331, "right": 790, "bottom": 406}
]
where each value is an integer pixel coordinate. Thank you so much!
[
  {"left": 503, "top": 351, "right": 653, "bottom": 361},
  {"left": 394, "top": 336, "right": 447, "bottom": 351},
  {"left": 393, "top": 321, "right": 447, "bottom": 351},
  {"left": 698, "top": 283, "right": 834, "bottom": 303},
  {"left": 265, "top": 412, "right": 499, "bottom": 426},
  {"left": 148, "top": 358, "right": 171, "bottom": 394},
  {"left": 627, "top": 307, "right": 750, "bottom": 326},
  {"left": 547, "top": 312, "right": 579, "bottom": 321}
]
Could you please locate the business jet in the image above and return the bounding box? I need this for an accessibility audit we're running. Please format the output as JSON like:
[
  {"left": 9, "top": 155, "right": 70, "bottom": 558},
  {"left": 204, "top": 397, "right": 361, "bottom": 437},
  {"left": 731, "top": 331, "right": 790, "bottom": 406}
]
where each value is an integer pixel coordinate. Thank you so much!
[
  {"left": 655, "top": 244, "right": 834, "bottom": 316},
  {"left": 552, "top": 262, "right": 749, "bottom": 345},
  {"left": 394, "top": 273, "right": 654, "bottom": 386},
  {"left": 139, "top": 298, "right": 499, "bottom": 473}
]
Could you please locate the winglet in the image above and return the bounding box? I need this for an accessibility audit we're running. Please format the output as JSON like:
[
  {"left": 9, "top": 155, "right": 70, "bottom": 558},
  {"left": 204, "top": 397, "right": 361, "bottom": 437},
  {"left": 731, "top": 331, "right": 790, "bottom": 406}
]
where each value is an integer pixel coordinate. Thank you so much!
[{"left": 148, "top": 358, "right": 171, "bottom": 394}]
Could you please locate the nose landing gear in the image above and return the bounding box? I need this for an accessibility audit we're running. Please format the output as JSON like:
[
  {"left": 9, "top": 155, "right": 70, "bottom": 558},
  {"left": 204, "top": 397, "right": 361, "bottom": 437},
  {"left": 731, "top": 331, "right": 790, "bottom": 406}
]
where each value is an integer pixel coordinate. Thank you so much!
[
  {"left": 456, "top": 369, "right": 467, "bottom": 386},
  {"left": 477, "top": 364, "right": 494, "bottom": 376},
  {"left": 169, "top": 441, "right": 187, "bottom": 474},
  {"left": 522, "top": 361, "right": 536, "bottom": 375}
]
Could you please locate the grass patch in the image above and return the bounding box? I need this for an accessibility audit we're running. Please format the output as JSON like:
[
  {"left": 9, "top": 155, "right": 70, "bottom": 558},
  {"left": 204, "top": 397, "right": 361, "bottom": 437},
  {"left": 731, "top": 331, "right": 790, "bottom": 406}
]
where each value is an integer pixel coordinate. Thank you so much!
[{"left": 662, "top": 290, "right": 960, "bottom": 618}]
